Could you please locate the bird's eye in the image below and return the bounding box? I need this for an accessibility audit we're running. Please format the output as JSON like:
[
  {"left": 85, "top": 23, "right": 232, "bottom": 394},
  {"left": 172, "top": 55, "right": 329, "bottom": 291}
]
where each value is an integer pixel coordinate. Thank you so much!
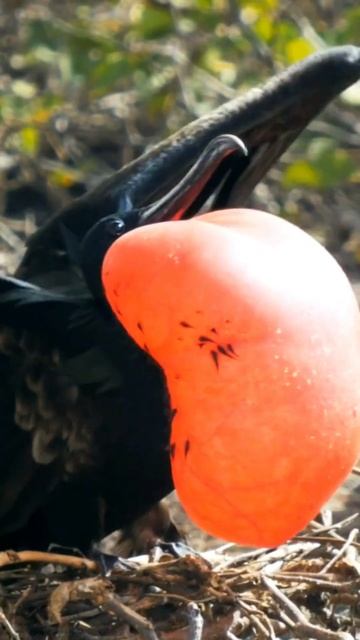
[{"left": 106, "top": 218, "right": 126, "bottom": 238}]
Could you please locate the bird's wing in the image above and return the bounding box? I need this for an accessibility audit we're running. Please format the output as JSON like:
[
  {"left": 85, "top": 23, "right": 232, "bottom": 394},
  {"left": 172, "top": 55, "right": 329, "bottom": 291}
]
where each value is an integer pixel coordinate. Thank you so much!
[{"left": 0, "top": 277, "right": 173, "bottom": 549}]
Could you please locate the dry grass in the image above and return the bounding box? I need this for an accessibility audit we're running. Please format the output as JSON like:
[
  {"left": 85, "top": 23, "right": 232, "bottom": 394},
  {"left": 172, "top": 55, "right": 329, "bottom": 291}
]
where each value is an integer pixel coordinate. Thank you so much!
[{"left": 0, "top": 511, "right": 360, "bottom": 639}]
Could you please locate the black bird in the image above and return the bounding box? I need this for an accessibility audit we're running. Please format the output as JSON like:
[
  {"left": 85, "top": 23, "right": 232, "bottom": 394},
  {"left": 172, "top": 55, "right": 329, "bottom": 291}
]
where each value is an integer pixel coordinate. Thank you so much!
[{"left": 0, "top": 47, "right": 359, "bottom": 553}]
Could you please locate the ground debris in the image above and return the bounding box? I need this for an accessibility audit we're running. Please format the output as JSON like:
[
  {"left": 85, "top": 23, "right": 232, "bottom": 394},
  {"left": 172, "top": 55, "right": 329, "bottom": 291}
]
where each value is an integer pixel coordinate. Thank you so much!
[{"left": 0, "top": 514, "right": 359, "bottom": 639}]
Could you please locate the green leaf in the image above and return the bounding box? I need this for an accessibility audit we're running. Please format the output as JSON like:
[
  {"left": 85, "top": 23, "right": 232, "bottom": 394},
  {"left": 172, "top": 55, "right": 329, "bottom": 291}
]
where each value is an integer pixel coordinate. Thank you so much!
[
  {"left": 20, "top": 127, "right": 40, "bottom": 156},
  {"left": 284, "top": 37, "right": 316, "bottom": 64},
  {"left": 308, "top": 137, "right": 356, "bottom": 187},
  {"left": 338, "top": 6, "right": 360, "bottom": 42},
  {"left": 254, "top": 15, "right": 275, "bottom": 42},
  {"left": 283, "top": 139, "right": 356, "bottom": 189},
  {"left": 132, "top": 7, "right": 173, "bottom": 40},
  {"left": 90, "top": 53, "right": 133, "bottom": 95},
  {"left": 283, "top": 161, "right": 322, "bottom": 188}
]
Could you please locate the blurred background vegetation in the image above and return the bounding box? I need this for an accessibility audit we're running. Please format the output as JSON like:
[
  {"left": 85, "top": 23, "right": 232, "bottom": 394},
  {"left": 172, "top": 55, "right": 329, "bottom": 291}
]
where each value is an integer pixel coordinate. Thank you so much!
[{"left": 0, "top": 0, "right": 359, "bottom": 276}]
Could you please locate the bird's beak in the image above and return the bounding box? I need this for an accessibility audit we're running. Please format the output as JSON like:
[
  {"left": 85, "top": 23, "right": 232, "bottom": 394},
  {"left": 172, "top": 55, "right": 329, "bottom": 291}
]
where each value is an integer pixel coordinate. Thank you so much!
[{"left": 136, "top": 134, "right": 248, "bottom": 226}]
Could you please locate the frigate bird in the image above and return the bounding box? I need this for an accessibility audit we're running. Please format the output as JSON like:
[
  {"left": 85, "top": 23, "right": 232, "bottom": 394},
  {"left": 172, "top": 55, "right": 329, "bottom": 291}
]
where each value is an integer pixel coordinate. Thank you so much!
[{"left": 0, "top": 46, "right": 359, "bottom": 552}]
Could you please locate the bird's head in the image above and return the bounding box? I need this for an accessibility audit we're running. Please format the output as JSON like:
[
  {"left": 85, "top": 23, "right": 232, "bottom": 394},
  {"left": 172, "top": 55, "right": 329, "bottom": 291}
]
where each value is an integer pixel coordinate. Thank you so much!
[{"left": 80, "top": 134, "right": 246, "bottom": 304}]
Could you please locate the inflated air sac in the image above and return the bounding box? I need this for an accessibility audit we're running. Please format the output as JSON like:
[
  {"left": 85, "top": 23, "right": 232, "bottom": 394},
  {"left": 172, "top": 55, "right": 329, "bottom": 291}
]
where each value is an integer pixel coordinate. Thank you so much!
[{"left": 103, "top": 209, "right": 360, "bottom": 546}]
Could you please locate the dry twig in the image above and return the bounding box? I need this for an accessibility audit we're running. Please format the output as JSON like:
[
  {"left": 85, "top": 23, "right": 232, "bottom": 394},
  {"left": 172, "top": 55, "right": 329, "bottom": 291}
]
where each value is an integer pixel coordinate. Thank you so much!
[{"left": 0, "top": 608, "right": 21, "bottom": 640}]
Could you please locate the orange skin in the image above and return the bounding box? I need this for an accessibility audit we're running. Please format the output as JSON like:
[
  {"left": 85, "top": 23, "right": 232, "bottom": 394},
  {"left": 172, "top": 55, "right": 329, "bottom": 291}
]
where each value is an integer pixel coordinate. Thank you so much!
[{"left": 102, "top": 209, "right": 360, "bottom": 546}]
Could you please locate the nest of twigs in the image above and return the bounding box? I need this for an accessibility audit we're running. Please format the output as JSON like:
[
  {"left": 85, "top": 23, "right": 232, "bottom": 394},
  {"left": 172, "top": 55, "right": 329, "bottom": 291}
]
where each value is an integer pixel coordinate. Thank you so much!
[{"left": 1, "top": 512, "right": 359, "bottom": 640}]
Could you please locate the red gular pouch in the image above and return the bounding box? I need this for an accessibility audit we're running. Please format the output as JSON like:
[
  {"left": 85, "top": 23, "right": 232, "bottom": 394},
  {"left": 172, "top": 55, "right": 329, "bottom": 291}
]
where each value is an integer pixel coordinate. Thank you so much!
[{"left": 102, "top": 209, "right": 360, "bottom": 547}]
